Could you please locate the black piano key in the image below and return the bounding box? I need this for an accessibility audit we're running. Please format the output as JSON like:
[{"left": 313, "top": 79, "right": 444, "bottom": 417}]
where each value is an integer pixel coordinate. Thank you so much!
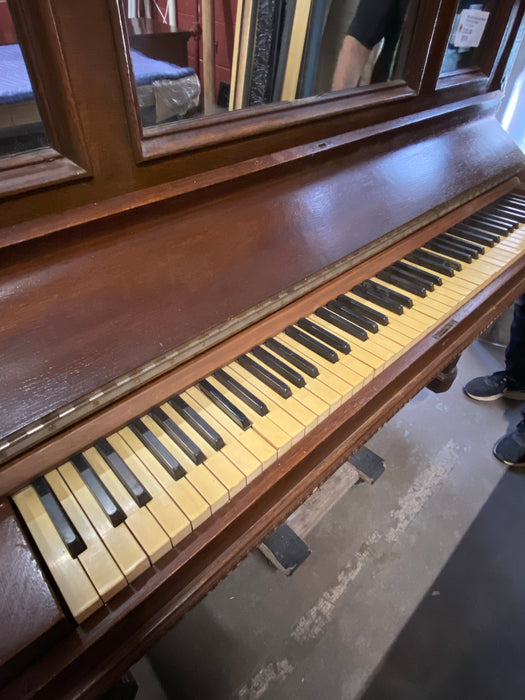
[
  {"left": 476, "top": 210, "right": 517, "bottom": 229},
  {"left": 296, "top": 318, "right": 351, "bottom": 354},
  {"left": 427, "top": 237, "right": 473, "bottom": 262},
  {"left": 392, "top": 261, "right": 441, "bottom": 287},
  {"left": 449, "top": 225, "right": 496, "bottom": 248},
  {"left": 168, "top": 395, "right": 225, "bottom": 451},
  {"left": 417, "top": 246, "right": 462, "bottom": 271},
  {"left": 502, "top": 195, "right": 525, "bottom": 212},
  {"left": 265, "top": 337, "right": 319, "bottom": 378},
  {"left": 284, "top": 325, "right": 339, "bottom": 363},
  {"left": 405, "top": 250, "right": 455, "bottom": 277},
  {"left": 71, "top": 453, "right": 127, "bottom": 526},
  {"left": 237, "top": 354, "right": 293, "bottom": 398},
  {"left": 96, "top": 438, "right": 152, "bottom": 506},
  {"left": 214, "top": 368, "right": 269, "bottom": 416},
  {"left": 423, "top": 239, "right": 470, "bottom": 264},
  {"left": 33, "top": 476, "right": 87, "bottom": 558},
  {"left": 336, "top": 294, "right": 389, "bottom": 326},
  {"left": 251, "top": 345, "right": 306, "bottom": 388},
  {"left": 363, "top": 280, "right": 413, "bottom": 308},
  {"left": 315, "top": 306, "right": 368, "bottom": 340},
  {"left": 388, "top": 262, "right": 434, "bottom": 290},
  {"left": 326, "top": 299, "right": 379, "bottom": 333},
  {"left": 489, "top": 207, "right": 524, "bottom": 225},
  {"left": 352, "top": 283, "right": 404, "bottom": 314},
  {"left": 503, "top": 193, "right": 525, "bottom": 207},
  {"left": 438, "top": 233, "right": 482, "bottom": 257},
  {"left": 375, "top": 269, "right": 427, "bottom": 297},
  {"left": 468, "top": 213, "right": 512, "bottom": 234},
  {"left": 197, "top": 379, "right": 252, "bottom": 430},
  {"left": 476, "top": 207, "right": 516, "bottom": 224},
  {"left": 488, "top": 203, "right": 525, "bottom": 223},
  {"left": 150, "top": 407, "right": 206, "bottom": 465},
  {"left": 453, "top": 221, "right": 500, "bottom": 243},
  {"left": 129, "top": 418, "right": 186, "bottom": 480}
]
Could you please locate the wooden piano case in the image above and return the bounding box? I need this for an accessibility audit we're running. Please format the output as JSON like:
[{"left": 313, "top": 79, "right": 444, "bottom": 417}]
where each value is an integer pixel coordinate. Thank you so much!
[{"left": 1, "top": 0, "right": 525, "bottom": 697}]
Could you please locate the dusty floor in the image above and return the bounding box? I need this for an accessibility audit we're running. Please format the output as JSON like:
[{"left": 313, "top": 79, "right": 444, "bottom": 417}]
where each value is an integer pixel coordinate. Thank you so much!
[{"left": 132, "top": 336, "right": 525, "bottom": 700}]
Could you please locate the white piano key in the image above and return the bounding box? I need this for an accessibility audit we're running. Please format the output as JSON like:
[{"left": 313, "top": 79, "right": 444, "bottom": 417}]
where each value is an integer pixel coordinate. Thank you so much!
[{"left": 13, "top": 485, "right": 102, "bottom": 623}]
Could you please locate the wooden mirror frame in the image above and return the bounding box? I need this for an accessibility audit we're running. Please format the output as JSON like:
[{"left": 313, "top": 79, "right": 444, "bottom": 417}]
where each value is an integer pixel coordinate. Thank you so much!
[
  {"left": 432, "top": 0, "right": 522, "bottom": 95},
  {"left": 0, "top": 0, "right": 523, "bottom": 234},
  {"left": 0, "top": 0, "right": 90, "bottom": 197},
  {"left": 110, "top": 0, "right": 449, "bottom": 161}
]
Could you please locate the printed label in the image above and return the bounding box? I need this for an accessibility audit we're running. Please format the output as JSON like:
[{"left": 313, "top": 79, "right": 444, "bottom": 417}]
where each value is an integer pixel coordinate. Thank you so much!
[{"left": 453, "top": 9, "right": 490, "bottom": 48}]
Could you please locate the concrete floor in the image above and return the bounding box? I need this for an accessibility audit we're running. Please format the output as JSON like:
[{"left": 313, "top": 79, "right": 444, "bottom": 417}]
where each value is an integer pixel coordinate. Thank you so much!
[{"left": 132, "top": 336, "right": 525, "bottom": 700}]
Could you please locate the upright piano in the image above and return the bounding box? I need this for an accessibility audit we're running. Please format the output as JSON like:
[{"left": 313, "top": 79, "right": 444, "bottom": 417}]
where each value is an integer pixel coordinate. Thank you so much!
[{"left": 1, "top": 0, "right": 525, "bottom": 697}]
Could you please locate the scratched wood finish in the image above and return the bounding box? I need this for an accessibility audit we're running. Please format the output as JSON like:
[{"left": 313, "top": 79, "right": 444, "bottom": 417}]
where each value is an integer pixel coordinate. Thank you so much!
[
  {"left": 0, "top": 501, "right": 69, "bottom": 689},
  {"left": 1, "top": 111, "right": 523, "bottom": 446},
  {"left": 2, "top": 255, "right": 524, "bottom": 700}
]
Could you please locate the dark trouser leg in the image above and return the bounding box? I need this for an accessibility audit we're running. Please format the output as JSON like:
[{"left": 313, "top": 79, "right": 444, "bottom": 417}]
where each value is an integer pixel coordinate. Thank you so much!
[{"left": 505, "top": 294, "right": 525, "bottom": 390}]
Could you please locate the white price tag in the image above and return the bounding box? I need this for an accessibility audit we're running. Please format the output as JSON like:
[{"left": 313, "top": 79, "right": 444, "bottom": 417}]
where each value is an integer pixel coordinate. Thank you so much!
[{"left": 453, "top": 9, "right": 489, "bottom": 48}]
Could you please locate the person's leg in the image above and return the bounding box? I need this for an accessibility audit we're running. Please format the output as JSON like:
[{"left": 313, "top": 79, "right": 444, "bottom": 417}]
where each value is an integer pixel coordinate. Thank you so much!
[
  {"left": 463, "top": 294, "right": 525, "bottom": 400},
  {"left": 493, "top": 404, "right": 525, "bottom": 467},
  {"left": 505, "top": 293, "right": 525, "bottom": 389}
]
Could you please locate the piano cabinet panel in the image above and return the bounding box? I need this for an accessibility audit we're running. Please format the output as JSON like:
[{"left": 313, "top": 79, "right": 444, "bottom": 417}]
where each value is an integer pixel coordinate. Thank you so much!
[
  {"left": 0, "top": 500, "right": 69, "bottom": 689},
  {"left": 0, "top": 174, "right": 521, "bottom": 497},
  {"left": 2, "top": 251, "right": 525, "bottom": 700},
  {"left": 1, "top": 105, "right": 524, "bottom": 477},
  {"left": 2, "top": 0, "right": 525, "bottom": 695}
]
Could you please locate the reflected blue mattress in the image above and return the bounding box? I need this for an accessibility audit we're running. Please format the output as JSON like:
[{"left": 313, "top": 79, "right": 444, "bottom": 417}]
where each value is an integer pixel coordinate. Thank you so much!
[{"left": 0, "top": 43, "right": 195, "bottom": 104}]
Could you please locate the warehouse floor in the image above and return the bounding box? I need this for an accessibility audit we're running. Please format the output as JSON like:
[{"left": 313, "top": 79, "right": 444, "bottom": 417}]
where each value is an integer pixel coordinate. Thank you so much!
[{"left": 132, "top": 336, "right": 525, "bottom": 700}]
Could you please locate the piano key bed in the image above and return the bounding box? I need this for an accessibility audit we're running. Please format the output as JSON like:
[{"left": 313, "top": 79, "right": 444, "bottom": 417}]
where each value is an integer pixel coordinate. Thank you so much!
[{"left": 11, "top": 193, "right": 525, "bottom": 624}]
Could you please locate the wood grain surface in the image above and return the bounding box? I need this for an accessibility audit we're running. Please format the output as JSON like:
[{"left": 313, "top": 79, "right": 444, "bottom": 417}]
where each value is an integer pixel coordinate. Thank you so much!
[
  {"left": 1, "top": 0, "right": 525, "bottom": 696},
  {"left": 1, "top": 112, "right": 523, "bottom": 446},
  {"left": 0, "top": 501, "right": 69, "bottom": 689},
  {"left": 2, "top": 254, "right": 524, "bottom": 700}
]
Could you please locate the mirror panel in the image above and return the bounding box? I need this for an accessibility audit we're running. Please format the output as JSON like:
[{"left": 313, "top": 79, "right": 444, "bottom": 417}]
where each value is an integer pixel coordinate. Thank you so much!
[
  {"left": 440, "top": 1, "right": 492, "bottom": 75},
  {"left": 0, "top": 0, "right": 49, "bottom": 158},
  {"left": 124, "top": 0, "right": 418, "bottom": 131}
]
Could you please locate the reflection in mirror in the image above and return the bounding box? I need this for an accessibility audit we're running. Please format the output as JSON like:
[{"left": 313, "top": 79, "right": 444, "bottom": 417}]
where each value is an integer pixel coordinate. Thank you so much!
[
  {"left": 328, "top": 0, "right": 414, "bottom": 92},
  {"left": 0, "top": 0, "right": 49, "bottom": 158},
  {"left": 125, "top": 0, "right": 416, "bottom": 131},
  {"left": 440, "top": 1, "right": 491, "bottom": 75}
]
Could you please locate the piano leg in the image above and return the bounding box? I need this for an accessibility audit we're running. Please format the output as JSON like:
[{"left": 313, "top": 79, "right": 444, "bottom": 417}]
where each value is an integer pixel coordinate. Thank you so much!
[{"left": 426, "top": 356, "right": 461, "bottom": 394}]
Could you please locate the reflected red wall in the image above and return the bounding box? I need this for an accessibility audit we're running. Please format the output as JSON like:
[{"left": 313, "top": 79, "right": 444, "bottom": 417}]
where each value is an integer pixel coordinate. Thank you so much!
[
  {"left": 0, "top": 1, "right": 17, "bottom": 45},
  {"left": 177, "top": 0, "right": 237, "bottom": 98}
]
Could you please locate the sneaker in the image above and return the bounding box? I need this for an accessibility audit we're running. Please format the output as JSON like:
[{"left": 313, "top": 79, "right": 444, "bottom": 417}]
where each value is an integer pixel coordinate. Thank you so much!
[
  {"left": 463, "top": 371, "right": 525, "bottom": 401},
  {"left": 493, "top": 421, "right": 525, "bottom": 467}
]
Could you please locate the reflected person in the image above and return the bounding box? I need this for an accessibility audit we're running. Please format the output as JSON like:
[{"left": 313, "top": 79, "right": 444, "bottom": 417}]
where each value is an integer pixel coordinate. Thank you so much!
[{"left": 332, "top": 0, "right": 409, "bottom": 91}]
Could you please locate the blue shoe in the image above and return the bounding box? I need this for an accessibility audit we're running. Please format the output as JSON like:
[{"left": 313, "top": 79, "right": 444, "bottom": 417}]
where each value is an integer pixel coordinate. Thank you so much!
[
  {"left": 463, "top": 371, "right": 525, "bottom": 401},
  {"left": 493, "top": 421, "right": 525, "bottom": 467}
]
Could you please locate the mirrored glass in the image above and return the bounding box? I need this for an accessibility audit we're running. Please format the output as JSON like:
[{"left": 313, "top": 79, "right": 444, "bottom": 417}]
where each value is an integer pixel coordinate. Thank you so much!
[
  {"left": 0, "top": 1, "right": 50, "bottom": 158},
  {"left": 440, "top": 1, "right": 491, "bottom": 75},
  {"left": 124, "top": 0, "right": 417, "bottom": 131}
]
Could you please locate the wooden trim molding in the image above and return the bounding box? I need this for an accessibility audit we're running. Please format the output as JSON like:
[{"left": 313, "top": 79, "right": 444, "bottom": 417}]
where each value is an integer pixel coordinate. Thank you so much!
[
  {"left": 0, "top": 92, "right": 503, "bottom": 249},
  {"left": 108, "top": 0, "right": 436, "bottom": 162},
  {"left": 0, "top": 0, "right": 91, "bottom": 198},
  {"left": 0, "top": 150, "right": 87, "bottom": 197}
]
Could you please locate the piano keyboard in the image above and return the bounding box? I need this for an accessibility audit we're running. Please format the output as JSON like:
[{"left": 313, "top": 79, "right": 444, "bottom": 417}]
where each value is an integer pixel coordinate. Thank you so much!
[{"left": 12, "top": 193, "right": 525, "bottom": 623}]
